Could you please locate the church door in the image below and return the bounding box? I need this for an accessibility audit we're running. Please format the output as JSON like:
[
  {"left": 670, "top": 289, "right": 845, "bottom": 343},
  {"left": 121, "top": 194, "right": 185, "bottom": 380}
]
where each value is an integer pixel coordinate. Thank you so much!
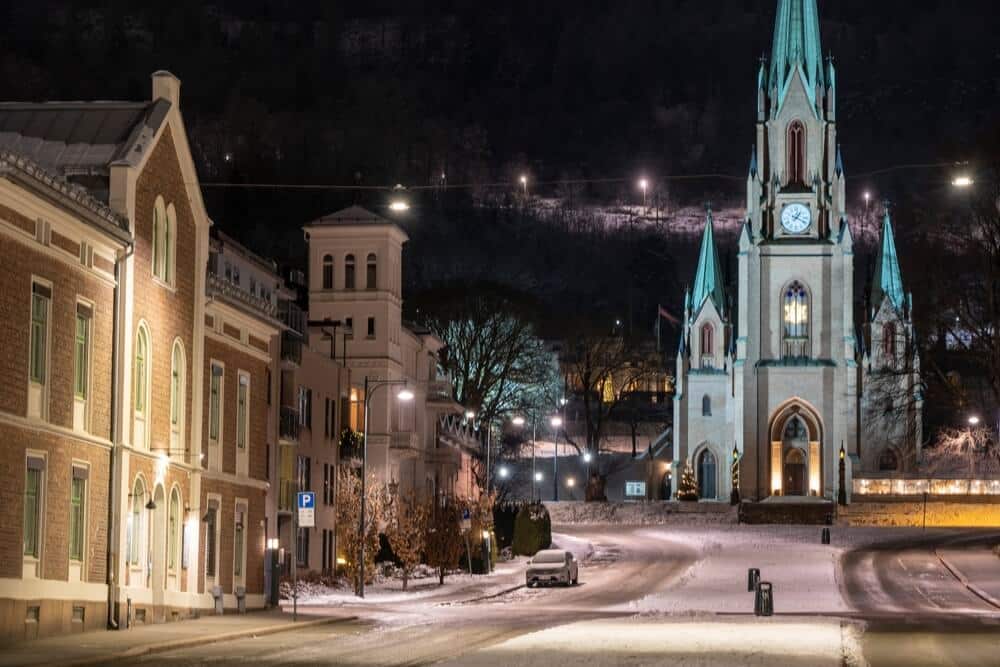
[
  {"left": 697, "top": 450, "right": 717, "bottom": 499},
  {"left": 784, "top": 448, "right": 807, "bottom": 496}
]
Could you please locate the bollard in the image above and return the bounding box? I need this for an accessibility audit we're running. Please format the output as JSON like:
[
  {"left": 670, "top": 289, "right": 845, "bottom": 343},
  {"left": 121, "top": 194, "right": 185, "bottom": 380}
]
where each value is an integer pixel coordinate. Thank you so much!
[
  {"left": 747, "top": 567, "right": 761, "bottom": 592},
  {"left": 821, "top": 527, "right": 831, "bottom": 545},
  {"left": 754, "top": 581, "right": 774, "bottom": 617}
]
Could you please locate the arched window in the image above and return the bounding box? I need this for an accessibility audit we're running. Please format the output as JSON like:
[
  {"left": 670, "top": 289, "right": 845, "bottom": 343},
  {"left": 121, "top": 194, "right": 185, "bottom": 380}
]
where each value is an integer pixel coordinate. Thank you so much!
[
  {"left": 882, "top": 323, "right": 896, "bottom": 362},
  {"left": 697, "top": 450, "right": 717, "bottom": 499},
  {"left": 878, "top": 449, "right": 900, "bottom": 472},
  {"left": 787, "top": 121, "right": 806, "bottom": 185},
  {"left": 699, "top": 322, "right": 715, "bottom": 368},
  {"left": 345, "top": 254, "right": 356, "bottom": 289},
  {"left": 170, "top": 340, "right": 185, "bottom": 451},
  {"left": 782, "top": 282, "right": 809, "bottom": 359},
  {"left": 702, "top": 395, "right": 712, "bottom": 417},
  {"left": 167, "top": 488, "right": 180, "bottom": 571},
  {"left": 134, "top": 325, "right": 150, "bottom": 448},
  {"left": 165, "top": 203, "right": 176, "bottom": 285},
  {"left": 322, "top": 255, "right": 334, "bottom": 289},
  {"left": 129, "top": 478, "right": 144, "bottom": 566},
  {"left": 152, "top": 197, "right": 165, "bottom": 280},
  {"left": 366, "top": 253, "right": 377, "bottom": 289}
]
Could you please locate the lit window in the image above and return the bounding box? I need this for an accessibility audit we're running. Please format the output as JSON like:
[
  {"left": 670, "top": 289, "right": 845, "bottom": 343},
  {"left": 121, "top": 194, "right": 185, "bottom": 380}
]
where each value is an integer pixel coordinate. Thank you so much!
[{"left": 782, "top": 282, "right": 809, "bottom": 359}]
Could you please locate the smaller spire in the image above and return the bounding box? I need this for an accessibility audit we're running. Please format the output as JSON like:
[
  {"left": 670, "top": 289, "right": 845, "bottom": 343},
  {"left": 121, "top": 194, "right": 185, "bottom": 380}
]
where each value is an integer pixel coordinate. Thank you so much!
[
  {"left": 748, "top": 145, "right": 758, "bottom": 178},
  {"left": 872, "top": 202, "right": 905, "bottom": 314},
  {"left": 835, "top": 144, "right": 844, "bottom": 176},
  {"left": 691, "top": 207, "right": 726, "bottom": 317}
]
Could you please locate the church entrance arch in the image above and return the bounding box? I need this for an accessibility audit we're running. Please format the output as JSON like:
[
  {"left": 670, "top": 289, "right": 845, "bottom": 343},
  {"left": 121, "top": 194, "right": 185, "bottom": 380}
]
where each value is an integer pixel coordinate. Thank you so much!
[{"left": 768, "top": 400, "right": 823, "bottom": 497}]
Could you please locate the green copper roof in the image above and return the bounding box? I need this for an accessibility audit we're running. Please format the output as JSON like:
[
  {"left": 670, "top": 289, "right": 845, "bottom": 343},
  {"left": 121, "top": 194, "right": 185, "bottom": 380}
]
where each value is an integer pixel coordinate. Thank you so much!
[
  {"left": 769, "top": 0, "right": 825, "bottom": 112},
  {"left": 691, "top": 209, "right": 726, "bottom": 316},
  {"left": 872, "top": 207, "right": 905, "bottom": 313}
]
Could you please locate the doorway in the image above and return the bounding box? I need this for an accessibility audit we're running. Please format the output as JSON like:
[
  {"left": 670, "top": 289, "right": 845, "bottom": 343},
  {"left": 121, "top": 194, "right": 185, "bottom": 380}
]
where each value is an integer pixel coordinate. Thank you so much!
[{"left": 783, "top": 448, "right": 807, "bottom": 496}]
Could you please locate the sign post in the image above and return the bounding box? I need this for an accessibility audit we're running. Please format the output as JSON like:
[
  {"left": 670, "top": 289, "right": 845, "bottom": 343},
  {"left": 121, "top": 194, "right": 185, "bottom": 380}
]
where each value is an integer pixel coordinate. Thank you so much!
[{"left": 295, "top": 492, "right": 316, "bottom": 621}]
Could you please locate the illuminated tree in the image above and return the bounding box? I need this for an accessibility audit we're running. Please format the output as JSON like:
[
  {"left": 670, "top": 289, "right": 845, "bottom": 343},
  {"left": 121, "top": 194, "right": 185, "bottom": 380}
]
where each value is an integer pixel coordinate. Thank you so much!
[
  {"left": 384, "top": 494, "right": 430, "bottom": 590},
  {"left": 334, "top": 465, "right": 385, "bottom": 591},
  {"left": 425, "top": 496, "right": 464, "bottom": 585},
  {"left": 677, "top": 460, "right": 699, "bottom": 501}
]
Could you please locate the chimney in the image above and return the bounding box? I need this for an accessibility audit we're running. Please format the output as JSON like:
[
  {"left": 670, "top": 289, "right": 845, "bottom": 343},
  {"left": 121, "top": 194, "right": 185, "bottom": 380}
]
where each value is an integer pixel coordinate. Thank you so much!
[{"left": 151, "top": 70, "right": 181, "bottom": 107}]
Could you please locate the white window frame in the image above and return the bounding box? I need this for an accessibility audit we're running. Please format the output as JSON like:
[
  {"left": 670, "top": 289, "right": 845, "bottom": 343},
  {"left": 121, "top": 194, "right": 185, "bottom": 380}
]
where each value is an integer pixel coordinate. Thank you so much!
[
  {"left": 127, "top": 476, "right": 148, "bottom": 584},
  {"left": 236, "top": 371, "right": 250, "bottom": 477},
  {"left": 23, "top": 450, "right": 47, "bottom": 578},
  {"left": 233, "top": 499, "right": 248, "bottom": 589},
  {"left": 208, "top": 361, "right": 225, "bottom": 471},
  {"left": 204, "top": 494, "right": 222, "bottom": 588},
  {"left": 133, "top": 322, "right": 152, "bottom": 450},
  {"left": 28, "top": 277, "right": 52, "bottom": 420},
  {"left": 167, "top": 486, "right": 181, "bottom": 589},
  {"left": 68, "top": 462, "right": 89, "bottom": 581},
  {"left": 152, "top": 197, "right": 177, "bottom": 288},
  {"left": 73, "top": 299, "right": 94, "bottom": 432},
  {"left": 170, "top": 339, "right": 186, "bottom": 456}
]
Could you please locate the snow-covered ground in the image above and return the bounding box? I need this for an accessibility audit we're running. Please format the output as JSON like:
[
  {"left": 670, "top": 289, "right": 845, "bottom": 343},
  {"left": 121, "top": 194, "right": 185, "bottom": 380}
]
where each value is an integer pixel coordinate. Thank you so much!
[{"left": 439, "top": 616, "right": 865, "bottom": 667}]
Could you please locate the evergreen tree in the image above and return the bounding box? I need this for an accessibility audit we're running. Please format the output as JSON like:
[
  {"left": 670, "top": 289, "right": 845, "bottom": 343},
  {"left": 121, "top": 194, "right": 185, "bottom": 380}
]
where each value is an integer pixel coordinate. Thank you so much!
[{"left": 677, "top": 461, "right": 699, "bottom": 501}]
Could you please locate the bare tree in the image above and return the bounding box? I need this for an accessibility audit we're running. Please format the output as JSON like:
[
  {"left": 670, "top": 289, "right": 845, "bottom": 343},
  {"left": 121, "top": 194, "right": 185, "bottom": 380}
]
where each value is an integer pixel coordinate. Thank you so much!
[
  {"left": 384, "top": 493, "right": 430, "bottom": 590},
  {"left": 923, "top": 426, "right": 1000, "bottom": 477}
]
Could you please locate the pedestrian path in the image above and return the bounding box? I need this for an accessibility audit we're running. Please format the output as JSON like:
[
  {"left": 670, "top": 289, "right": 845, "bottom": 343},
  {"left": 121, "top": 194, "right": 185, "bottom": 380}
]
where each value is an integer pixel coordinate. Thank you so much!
[{"left": 0, "top": 609, "right": 353, "bottom": 667}]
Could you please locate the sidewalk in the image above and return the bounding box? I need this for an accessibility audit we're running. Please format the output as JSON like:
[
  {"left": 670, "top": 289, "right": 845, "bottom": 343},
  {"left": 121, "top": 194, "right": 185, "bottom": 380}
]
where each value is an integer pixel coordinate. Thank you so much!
[
  {"left": 936, "top": 547, "right": 1000, "bottom": 609},
  {"left": 0, "top": 609, "right": 355, "bottom": 667}
]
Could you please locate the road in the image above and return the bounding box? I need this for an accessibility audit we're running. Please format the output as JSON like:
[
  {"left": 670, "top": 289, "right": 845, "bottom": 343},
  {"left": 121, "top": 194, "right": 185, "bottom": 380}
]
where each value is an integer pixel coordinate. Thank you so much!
[
  {"left": 119, "top": 526, "right": 698, "bottom": 666},
  {"left": 113, "top": 525, "right": 1000, "bottom": 666},
  {"left": 841, "top": 529, "right": 1000, "bottom": 667}
]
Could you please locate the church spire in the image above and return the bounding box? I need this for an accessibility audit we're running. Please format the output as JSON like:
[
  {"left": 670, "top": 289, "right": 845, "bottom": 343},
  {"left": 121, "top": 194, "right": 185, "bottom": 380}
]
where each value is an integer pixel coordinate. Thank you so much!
[
  {"left": 691, "top": 206, "right": 726, "bottom": 316},
  {"left": 872, "top": 203, "right": 905, "bottom": 314},
  {"left": 768, "top": 0, "right": 825, "bottom": 112}
]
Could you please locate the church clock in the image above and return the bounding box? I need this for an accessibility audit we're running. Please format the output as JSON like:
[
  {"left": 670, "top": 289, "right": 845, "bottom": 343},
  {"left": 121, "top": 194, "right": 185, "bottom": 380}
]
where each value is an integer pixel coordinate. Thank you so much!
[{"left": 780, "top": 203, "right": 811, "bottom": 234}]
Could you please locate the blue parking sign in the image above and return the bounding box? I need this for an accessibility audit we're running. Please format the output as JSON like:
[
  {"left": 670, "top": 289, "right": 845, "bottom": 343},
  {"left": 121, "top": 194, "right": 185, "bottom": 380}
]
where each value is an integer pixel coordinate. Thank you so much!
[
  {"left": 297, "top": 492, "right": 315, "bottom": 527},
  {"left": 298, "top": 492, "right": 315, "bottom": 509}
]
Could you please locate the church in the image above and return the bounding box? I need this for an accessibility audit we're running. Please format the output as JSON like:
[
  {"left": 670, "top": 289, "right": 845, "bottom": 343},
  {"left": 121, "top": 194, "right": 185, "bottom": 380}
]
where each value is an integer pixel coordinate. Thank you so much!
[{"left": 672, "top": 0, "right": 923, "bottom": 502}]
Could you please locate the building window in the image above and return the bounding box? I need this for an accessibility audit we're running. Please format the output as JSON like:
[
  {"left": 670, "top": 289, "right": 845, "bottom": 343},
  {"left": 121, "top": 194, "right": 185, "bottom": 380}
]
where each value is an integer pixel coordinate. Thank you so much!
[
  {"left": 366, "top": 253, "right": 377, "bottom": 289},
  {"left": 168, "top": 489, "right": 180, "bottom": 571},
  {"left": 878, "top": 449, "right": 900, "bottom": 472},
  {"left": 345, "top": 317, "right": 353, "bottom": 339},
  {"left": 233, "top": 506, "right": 245, "bottom": 578},
  {"left": 152, "top": 198, "right": 176, "bottom": 285},
  {"left": 129, "top": 478, "right": 144, "bottom": 565},
  {"left": 24, "top": 458, "right": 44, "bottom": 558},
  {"left": 237, "top": 374, "right": 249, "bottom": 449},
  {"left": 787, "top": 120, "right": 806, "bottom": 185},
  {"left": 882, "top": 323, "right": 896, "bottom": 362},
  {"left": 298, "top": 386, "right": 313, "bottom": 428},
  {"left": 296, "top": 527, "right": 309, "bottom": 568},
  {"left": 367, "top": 317, "right": 375, "bottom": 338},
  {"left": 74, "top": 304, "right": 91, "bottom": 399},
  {"left": 205, "top": 503, "right": 218, "bottom": 578},
  {"left": 134, "top": 325, "right": 150, "bottom": 447},
  {"left": 699, "top": 324, "right": 713, "bottom": 367},
  {"left": 782, "top": 282, "right": 809, "bottom": 359},
  {"left": 30, "top": 283, "right": 50, "bottom": 385},
  {"left": 322, "top": 254, "right": 334, "bottom": 289},
  {"left": 702, "top": 395, "right": 712, "bottom": 417},
  {"left": 297, "top": 455, "right": 311, "bottom": 493},
  {"left": 170, "top": 341, "right": 185, "bottom": 447},
  {"left": 69, "top": 467, "right": 87, "bottom": 562},
  {"left": 209, "top": 363, "right": 223, "bottom": 441},
  {"left": 345, "top": 254, "right": 356, "bottom": 289}
]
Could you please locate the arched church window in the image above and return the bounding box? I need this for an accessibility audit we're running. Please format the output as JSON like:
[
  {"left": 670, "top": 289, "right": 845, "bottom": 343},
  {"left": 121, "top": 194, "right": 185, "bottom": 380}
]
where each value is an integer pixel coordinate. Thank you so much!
[
  {"left": 882, "top": 323, "right": 896, "bottom": 364},
  {"left": 697, "top": 450, "right": 717, "bottom": 499},
  {"left": 782, "top": 282, "right": 809, "bottom": 359},
  {"left": 787, "top": 121, "right": 806, "bottom": 185},
  {"left": 702, "top": 395, "right": 712, "bottom": 417},
  {"left": 700, "top": 324, "right": 714, "bottom": 368},
  {"left": 878, "top": 449, "right": 899, "bottom": 472}
]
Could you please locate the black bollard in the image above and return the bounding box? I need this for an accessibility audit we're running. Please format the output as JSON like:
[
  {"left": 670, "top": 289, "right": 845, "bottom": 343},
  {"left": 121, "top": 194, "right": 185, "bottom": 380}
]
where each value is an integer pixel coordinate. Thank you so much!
[
  {"left": 754, "top": 581, "right": 774, "bottom": 617},
  {"left": 747, "top": 567, "right": 761, "bottom": 592},
  {"left": 821, "top": 527, "right": 831, "bottom": 545}
]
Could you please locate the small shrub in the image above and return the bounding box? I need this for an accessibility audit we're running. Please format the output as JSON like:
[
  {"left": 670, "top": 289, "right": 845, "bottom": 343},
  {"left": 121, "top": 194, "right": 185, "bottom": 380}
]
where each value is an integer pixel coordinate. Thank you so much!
[{"left": 512, "top": 502, "right": 552, "bottom": 556}]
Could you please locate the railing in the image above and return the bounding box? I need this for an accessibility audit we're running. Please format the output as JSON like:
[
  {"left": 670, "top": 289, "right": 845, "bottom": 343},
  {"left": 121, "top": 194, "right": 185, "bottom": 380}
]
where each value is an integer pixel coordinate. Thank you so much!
[
  {"left": 782, "top": 337, "right": 809, "bottom": 360},
  {"left": 278, "top": 478, "right": 297, "bottom": 511},
  {"left": 278, "top": 300, "right": 306, "bottom": 335},
  {"left": 280, "top": 332, "right": 302, "bottom": 364},
  {"left": 339, "top": 436, "right": 363, "bottom": 462},
  {"left": 206, "top": 272, "right": 277, "bottom": 318},
  {"left": 279, "top": 406, "right": 300, "bottom": 441},
  {"left": 427, "top": 379, "right": 453, "bottom": 402}
]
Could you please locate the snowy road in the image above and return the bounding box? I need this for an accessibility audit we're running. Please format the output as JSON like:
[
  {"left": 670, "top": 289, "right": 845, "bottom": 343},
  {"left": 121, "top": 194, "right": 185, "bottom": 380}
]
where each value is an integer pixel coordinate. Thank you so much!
[{"left": 113, "top": 525, "right": 1000, "bottom": 666}]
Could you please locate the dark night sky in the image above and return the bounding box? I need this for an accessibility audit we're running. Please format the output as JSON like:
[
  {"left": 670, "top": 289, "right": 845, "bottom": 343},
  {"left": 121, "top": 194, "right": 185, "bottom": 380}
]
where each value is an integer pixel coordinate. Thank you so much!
[{"left": 3, "top": 0, "right": 999, "bottom": 326}]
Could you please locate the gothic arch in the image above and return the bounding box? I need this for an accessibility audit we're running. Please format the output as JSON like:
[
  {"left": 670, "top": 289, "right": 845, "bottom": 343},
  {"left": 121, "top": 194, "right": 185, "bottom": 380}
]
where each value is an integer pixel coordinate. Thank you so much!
[
  {"left": 768, "top": 398, "right": 824, "bottom": 497},
  {"left": 786, "top": 120, "right": 806, "bottom": 185},
  {"left": 691, "top": 441, "right": 723, "bottom": 501}
]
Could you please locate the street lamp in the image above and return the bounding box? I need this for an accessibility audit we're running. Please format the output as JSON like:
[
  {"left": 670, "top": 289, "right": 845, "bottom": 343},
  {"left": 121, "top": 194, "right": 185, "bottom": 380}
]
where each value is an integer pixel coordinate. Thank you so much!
[
  {"left": 566, "top": 477, "right": 576, "bottom": 488},
  {"left": 550, "top": 416, "right": 563, "bottom": 501},
  {"left": 953, "top": 176, "right": 974, "bottom": 188},
  {"left": 519, "top": 175, "right": 528, "bottom": 196},
  {"left": 498, "top": 465, "right": 509, "bottom": 479},
  {"left": 358, "top": 377, "right": 412, "bottom": 598},
  {"left": 639, "top": 178, "right": 649, "bottom": 207},
  {"left": 583, "top": 452, "right": 592, "bottom": 463},
  {"left": 511, "top": 416, "right": 525, "bottom": 427},
  {"left": 969, "top": 415, "right": 981, "bottom": 426},
  {"left": 534, "top": 471, "right": 543, "bottom": 482}
]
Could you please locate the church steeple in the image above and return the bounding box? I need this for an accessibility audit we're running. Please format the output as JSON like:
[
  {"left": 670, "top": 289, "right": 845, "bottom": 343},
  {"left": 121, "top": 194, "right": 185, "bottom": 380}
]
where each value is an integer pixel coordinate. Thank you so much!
[
  {"left": 872, "top": 204, "right": 905, "bottom": 315},
  {"left": 768, "top": 0, "right": 825, "bottom": 113},
  {"left": 691, "top": 207, "right": 726, "bottom": 316}
]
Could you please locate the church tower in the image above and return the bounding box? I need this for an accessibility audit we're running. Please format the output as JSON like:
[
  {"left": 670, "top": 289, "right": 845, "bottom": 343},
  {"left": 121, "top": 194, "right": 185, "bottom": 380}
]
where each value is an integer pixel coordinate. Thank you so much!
[{"left": 736, "top": 0, "right": 858, "bottom": 501}]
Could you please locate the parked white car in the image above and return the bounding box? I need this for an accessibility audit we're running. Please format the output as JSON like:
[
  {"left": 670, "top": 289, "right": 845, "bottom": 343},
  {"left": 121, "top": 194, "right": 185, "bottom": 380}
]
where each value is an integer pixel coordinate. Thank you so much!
[{"left": 526, "top": 549, "right": 579, "bottom": 587}]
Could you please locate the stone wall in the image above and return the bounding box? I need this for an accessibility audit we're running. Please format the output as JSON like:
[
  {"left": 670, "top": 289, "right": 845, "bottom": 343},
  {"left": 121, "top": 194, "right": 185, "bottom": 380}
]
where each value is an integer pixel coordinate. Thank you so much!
[{"left": 838, "top": 498, "right": 1000, "bottom": 528}]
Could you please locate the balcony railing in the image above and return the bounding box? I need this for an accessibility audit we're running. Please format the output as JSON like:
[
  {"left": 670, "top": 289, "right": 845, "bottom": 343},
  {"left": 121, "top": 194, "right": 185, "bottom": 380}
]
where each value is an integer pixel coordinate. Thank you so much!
[
  {"left": 426, "top": 379, "right": 453, "bottom": 402},
  {"left": 278, "top": 300, "right": 306, "bottom": 335},
  {"left": 280, "top": 332, "right": 302, "bottom": 365},
  {"left": 279, "top": 406, "right": 300, "bottom": 441},
  {"left": 782, "top": 337, "right": 809, "bottom": 361}
]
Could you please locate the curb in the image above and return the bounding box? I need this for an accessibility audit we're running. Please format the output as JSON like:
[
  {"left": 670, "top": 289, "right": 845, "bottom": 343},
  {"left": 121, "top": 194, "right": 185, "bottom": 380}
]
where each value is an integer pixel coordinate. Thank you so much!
[
  {"left": 935, "top": 549, "right": 1000, "bottom": 611},
  {"left": 52, "top": 615, "right": 356, "bottom": 667}
]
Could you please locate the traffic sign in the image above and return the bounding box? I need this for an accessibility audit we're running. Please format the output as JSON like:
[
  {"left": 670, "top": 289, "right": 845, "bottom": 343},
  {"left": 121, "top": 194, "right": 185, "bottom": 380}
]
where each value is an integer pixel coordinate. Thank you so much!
[
  {"left": 297, "top": 492, "right": 315, "bottom": 528},
  {"left": 460, "top": 507, "right": 471, "bottom": 532}
]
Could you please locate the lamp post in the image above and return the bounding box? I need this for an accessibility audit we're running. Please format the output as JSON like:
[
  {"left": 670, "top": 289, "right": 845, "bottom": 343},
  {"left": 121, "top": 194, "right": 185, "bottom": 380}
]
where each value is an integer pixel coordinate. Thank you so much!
[
  {"left": 550, "top": 415, "right": 563, "bottom": 501},
  {"left": 730, "top": 443, "right": 741, "bottom": 506},
  {"left": 639, "top": 179, "right": 649, "bottom": 208},
  {"left": 358, "top": 376, "right": 413, "bottom": 598},
  {"left": 838, "top": 442, "right": 847, "bottom": 507}
]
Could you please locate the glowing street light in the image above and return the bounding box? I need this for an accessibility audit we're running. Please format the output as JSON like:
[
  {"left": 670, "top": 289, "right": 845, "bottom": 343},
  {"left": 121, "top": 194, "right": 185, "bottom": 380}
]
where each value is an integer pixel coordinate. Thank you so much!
[
  {"left": 465, "top": 410, "right": 476, "bottom": 420},
  {"left": 389, "top": 200, "right": 410, "bottom": 212},
  {"left": 498, "top": 465, "right": 510, "bottom": 479},
  {"left": 953, "top": 176, "right": 974, "bottom": 188},
  {"left": 639, "top": 178, "right": 649, "bottom": 207},
  {"left": 397, "top": 388, "right": 415, "bottom": 401},
  {"left": 534, "top": 471, "right": 543, "bottom": 482},
  {"left": 519, "top": 174, "right": 528, "bottom": 196},
  {"left": 550, "top": 416, "right": 563, "bottom": 428},
  {"left": 511, "top": 416, "right": 526, "bottom": 427},
  {"left": 566, "top": 477, "right": 576, "bottom": 488},
  {"left": 968, "top": 415, "right": 981, "bottom": 426},
  {"left": 583, "top": 452, "right": 593, "bottom": 463}
]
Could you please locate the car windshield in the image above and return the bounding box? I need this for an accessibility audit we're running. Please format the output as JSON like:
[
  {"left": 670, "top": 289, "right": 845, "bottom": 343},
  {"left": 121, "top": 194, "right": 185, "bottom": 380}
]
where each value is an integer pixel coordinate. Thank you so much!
[{"left": 533, "top": 551, "right": 566, "bottom": 564}]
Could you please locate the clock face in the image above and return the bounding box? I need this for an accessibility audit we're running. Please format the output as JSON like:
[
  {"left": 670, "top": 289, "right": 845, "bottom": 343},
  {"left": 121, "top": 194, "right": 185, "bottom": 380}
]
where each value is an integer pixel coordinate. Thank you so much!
[{"left": 781, "top": 203, "right": 812, "bottom": 234}]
